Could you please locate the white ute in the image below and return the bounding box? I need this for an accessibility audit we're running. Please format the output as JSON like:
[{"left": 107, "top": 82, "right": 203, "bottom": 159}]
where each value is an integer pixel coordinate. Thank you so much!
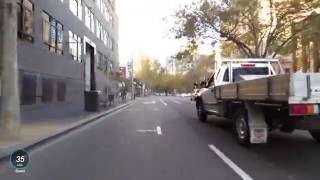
[{"left": 195, "top": 59, "right": 320, "bottom": 145}]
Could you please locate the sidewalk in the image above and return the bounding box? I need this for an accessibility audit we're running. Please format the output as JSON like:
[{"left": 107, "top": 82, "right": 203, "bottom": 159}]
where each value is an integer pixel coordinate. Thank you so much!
[{"left": 0, "top": 98, "right": 133, "bottom": 160}]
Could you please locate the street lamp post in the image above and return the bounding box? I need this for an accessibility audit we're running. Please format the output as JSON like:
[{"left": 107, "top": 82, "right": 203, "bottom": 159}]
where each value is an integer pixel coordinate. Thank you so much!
[
  {"left": 128, "top": 58, "right": 134, "bottom": 100},
  {"left": 0, "top": 0, "right": 21, "bottom": 135},
  {"left": 131, "top": 59, "right": 135, "bottom": 100}
]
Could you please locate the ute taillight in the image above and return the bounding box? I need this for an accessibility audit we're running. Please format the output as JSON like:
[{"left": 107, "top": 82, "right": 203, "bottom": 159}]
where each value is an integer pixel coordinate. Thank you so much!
[
  {"left": 241, "top": 64, "right": 256, "bottom": 67},
  {"left": 290, "top": 104, "right": 319, "bottom": 116}
]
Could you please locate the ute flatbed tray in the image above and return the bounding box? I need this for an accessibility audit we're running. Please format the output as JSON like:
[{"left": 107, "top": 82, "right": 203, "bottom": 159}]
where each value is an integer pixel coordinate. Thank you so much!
[{"left": 214, "top": 73, "right": 320, "bottom": 103}]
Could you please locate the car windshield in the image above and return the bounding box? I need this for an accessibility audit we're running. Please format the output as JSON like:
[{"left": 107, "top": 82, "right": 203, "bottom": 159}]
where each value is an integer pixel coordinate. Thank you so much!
[{"left": 233, "top": 67, "right": 269, "bottom": 82}]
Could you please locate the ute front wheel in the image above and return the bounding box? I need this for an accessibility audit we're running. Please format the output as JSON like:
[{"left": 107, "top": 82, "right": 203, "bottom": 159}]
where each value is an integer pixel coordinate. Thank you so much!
[{"left": 197, "top": 101, "right": 207, "bottom": 122}]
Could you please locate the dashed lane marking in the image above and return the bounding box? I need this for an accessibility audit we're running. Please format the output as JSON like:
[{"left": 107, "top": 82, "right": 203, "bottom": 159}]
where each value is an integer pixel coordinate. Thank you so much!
[
  {"left": 156, "top": 126, "right": 162, "bottom": 135},
  {"left": 136, "top": 126, "right": 162, "bottom": 136},
  {"left": 208, "top": 144, "right": 253, "bottom": 180},
  {"left": 143, "top": 100, "right": 156, "bottom": 105},
  {"left": 160, "top": 99, "right": 168, "bottom": 106},
  {"left": 171, "top": 100, "right": 182, "bottom": 104}
]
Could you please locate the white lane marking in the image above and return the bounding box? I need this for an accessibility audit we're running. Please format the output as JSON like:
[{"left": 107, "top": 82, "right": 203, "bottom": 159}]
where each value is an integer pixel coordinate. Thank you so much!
[
  {"left": 160, "top": 99, "right": 168, "bottom": 106},
  {"left": 156, "top": 126, "right": 162, "bottom": 135},
  {"left": 208, "top": 144, "right": 253, "bottom": 180},
  {"left": 137, "top": 126, "right": 162, "bottom": 136},
  {"left": 143, "top": 100, "right": 156, "bottom": 104},
  {"left": 137, "top": 129, "right": 157, "bottom": 133},
  {"left": 171, "top": 100, "right": 182, "bottom": 104},
  {"left": 143, "top": 100, "right": 156, "bottom": 105}
]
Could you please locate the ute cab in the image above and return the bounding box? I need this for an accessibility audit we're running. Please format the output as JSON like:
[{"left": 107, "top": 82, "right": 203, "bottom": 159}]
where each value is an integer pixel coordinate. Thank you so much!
[
  {"left": 214, "top": 59, "right": 281, "bottom": 86},
  {"left": 198, "top": 59, "right": 282, "bottom": 116}
]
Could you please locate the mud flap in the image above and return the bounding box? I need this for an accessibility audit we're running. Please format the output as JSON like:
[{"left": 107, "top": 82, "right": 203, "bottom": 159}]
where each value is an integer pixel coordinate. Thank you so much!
[{"left": 245, "top": 102, "right": 268, "bottom": 144}]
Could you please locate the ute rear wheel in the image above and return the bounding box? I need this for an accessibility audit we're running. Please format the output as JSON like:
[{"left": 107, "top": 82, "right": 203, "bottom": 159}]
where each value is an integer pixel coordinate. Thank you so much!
[
  {"left": 234, "top": 110, "right": 250, "bottom": 146},
  {"left": 309, "top": 130, "right": 320, "bottom": 143},
  {"left": 196, "top": 101, "right": 207, "bottom": 122}
]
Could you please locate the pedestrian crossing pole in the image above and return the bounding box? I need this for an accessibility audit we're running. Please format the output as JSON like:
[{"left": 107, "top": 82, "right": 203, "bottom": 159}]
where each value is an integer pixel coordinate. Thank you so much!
[{"left": 0, "top": 0, "right": 21, "bottom": 135}]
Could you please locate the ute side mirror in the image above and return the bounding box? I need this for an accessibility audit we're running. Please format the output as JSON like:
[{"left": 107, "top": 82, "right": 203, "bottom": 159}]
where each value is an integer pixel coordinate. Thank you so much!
[
  {"left": 200, "top": 81, "right": 206, "bottom": 88},
  {"left": 193, "top": 83, "right": 198, "bottom": 89}
]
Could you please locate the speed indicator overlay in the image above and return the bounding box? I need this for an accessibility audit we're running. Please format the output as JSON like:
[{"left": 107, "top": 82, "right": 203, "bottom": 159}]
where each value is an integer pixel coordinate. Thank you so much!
[{"left": 10, "top": 149, "right": 30, "bottom": 170}]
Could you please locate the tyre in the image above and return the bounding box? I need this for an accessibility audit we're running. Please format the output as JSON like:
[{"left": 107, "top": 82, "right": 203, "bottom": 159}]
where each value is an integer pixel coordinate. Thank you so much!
[
  {"left": 234, "top": 110, "right": 250, "bottom": 146},
  {"left": 196, "top": 100, "right": 207, "bottom": 122},
  {"left": 309, "top": 130, "right": 320, "bottom": 143}
]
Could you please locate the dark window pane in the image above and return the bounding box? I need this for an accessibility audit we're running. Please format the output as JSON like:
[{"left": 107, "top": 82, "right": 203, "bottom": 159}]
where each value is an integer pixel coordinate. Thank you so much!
[
  {"left": 21, "top": 74, "right": 37, "bottom": 105},
  {"left": 232, "top": 67, "right": 269, "bottom": 82},
  {"left": 223, "top": 69, "right": 229, "bottom": 82},
  {"left": 57, "top": 80, "right": 66, "bottom": 102},
  {"left": 42, "top": 78, "right": 54, "bottom": 103},
  {"left": 17, "top": 2, "right": 22, "bottom": 32}
]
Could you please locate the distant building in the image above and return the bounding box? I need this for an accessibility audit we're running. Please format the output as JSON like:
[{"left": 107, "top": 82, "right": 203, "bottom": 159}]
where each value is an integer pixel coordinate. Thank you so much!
[
  {"left": 11, "top": 0, "right": 119, "bottom": 109},
  {"left": 119, "top": 66, "right": 126, "bottom": 78}
]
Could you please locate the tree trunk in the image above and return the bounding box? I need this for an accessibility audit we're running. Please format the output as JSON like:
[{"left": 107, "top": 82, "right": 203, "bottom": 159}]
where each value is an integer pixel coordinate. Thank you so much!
[
  {"left": 302, "top": 43, "right": 308, "bottom": 73},
  {"left": 313, "top": 40, "right": 320, "bottom": 72},
  {"left": 292, "top": 34, "right": 298, "bottom": 72},
  {"left": 0, "top": 0, "right": 21, "bottom": 135}
]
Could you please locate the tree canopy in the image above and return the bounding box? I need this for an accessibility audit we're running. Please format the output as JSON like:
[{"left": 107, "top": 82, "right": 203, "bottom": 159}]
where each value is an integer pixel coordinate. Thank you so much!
[
  {"left": 172, "top": 0, "right": 320, "bottom": 58},
  {"left": 134, "top": 54, "right": 215, "bottom": 93}
]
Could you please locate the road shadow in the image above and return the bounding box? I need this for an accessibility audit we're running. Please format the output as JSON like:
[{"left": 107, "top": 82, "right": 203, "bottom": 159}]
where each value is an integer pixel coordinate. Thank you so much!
[
  {"left": 204, "top": 116, "right": 320, "bottom": 179},
  {"left": 172, "top": 103, "right": 320, "bottom": 179}
]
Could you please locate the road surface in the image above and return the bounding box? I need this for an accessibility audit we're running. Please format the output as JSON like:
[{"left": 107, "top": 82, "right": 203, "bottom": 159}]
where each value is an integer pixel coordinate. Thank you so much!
[{"left": 1, "top": 96, "right": 319, "bottom": 180}]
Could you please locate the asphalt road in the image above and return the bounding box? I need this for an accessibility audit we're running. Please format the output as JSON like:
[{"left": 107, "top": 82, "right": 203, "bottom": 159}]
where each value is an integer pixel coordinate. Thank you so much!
[{"left": 1, "top": 96, "right": 319, "bottom": 180}]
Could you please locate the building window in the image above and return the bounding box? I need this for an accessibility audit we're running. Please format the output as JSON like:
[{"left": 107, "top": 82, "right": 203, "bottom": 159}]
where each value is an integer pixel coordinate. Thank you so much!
[
  {"left": 41, "top": 78, "right": 54, "bottom": 103},
  {"left": 104, "top": 56, "right": 109, "bottom": 72},
  {"left": 103, "top": 29, "right": 108, "bottom": 46},
  {"left": 42, "top": 12, "right": 64, "bottom": 55},
  {"left": 21, "top": 74, "right": 37, "bottom": 105},
  {"left": 68, "top": 31, "right": 82, "bottom": 62},
  {"left": 96, "top": 21, "right": 103, "bottom": 40},
  {"left": 70, "top": 0, "right": 82, "bottom": 20},
  {"left": 103, "top": 2, "right": 110, "bottom": 23},
  {"left": 97, "top": 52, "right": 104, "bottom": 70},
  {"left": 17, "top": 0, "right": 34, "bottom": 41},
  {"left": 85, "top": 6, "right": 95, "bottom": 33},
  {"left": 57, "top": 80, "right": 66, "bottom": 102}
]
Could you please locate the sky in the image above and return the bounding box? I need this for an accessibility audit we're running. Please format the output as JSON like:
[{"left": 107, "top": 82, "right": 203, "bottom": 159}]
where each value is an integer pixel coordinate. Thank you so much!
[{"left": 116, "top": 0, "right": 213, "bottom": 67}]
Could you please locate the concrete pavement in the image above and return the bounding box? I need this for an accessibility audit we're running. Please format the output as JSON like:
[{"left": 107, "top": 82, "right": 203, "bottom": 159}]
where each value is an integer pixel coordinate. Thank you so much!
[{"left": 0, "top": 96, "right": 319, "bottom": 180}]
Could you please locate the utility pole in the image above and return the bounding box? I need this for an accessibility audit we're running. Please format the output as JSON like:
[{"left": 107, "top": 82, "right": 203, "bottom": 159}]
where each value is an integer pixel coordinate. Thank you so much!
[
  {"left": 130, "top": 58, "right": 135, "bottom": 100},
  {"left": 0, "top": 0, "right": 21, "bottom": 135}
]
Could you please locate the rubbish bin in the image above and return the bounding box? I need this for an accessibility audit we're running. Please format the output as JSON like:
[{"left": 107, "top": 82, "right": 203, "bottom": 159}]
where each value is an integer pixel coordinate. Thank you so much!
[{"left": 84, "top": 91, "right": 99, "bottom": 112}]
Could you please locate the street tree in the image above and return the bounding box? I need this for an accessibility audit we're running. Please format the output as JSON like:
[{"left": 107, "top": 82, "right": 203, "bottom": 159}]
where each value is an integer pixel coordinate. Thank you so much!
[{"left": 172, "top": 0, "right": 320, "bottom": 58}]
